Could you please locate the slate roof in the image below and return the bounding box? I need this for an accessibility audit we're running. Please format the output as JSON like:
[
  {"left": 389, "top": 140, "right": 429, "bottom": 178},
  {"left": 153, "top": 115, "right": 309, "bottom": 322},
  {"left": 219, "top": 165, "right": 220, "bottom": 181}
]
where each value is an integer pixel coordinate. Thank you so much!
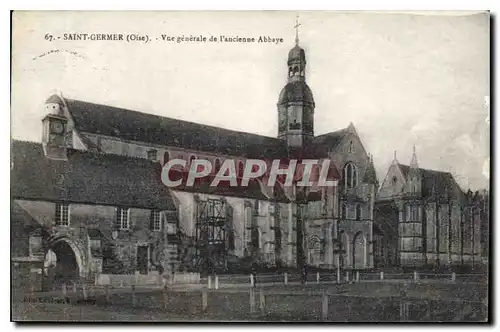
[
  {"left": 11, "top": 140, "right": 176, "bottom": 210},
  {"left": 313, "top": 128, "right": 348, "bottom": 152},
  {"left": 65, "top": 98, "right": 289, "bottom": 159},
  {"left": 288, "top": 45, "right": 306, "bottom": 65},
  {"left": 277, "top": 81, "right": 315, "bottom": 106},
  {"left": 58, "top": 96, "right": 349, "bottom": 163},
  {"left": 397, "top": 163, "right": 463, "bottom": 198},
  {"left": 397, "top": 164, "right": 411, "bottom": 179},
  {"left": 11, "top": 201, "right": 40, "bottom": 229}
]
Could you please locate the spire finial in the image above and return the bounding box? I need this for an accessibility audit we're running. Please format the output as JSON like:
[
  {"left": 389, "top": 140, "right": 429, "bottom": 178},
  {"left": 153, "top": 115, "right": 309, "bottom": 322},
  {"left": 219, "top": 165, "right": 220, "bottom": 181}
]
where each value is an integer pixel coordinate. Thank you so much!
[
  {"left": 410, "top": 144, "right": 419, "bottom": 168},
  {"left": 394, "top": 150, "right": 397, "bottom": 161},
  {"left": 294, "top": 14, "right": 301, "bottom": 45}
]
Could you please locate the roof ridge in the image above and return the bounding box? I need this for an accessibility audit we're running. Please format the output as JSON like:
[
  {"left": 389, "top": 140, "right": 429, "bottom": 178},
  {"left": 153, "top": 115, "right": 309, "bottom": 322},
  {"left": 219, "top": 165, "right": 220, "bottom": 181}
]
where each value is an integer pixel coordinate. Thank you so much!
[
  {"left": 397, "top": 162, "right": 453, "bottom": 176},
  {"left": 315, "top": 127, "right": 348, "bottom": 138},
  {"left": 12, "top": 139, "right": 160, "bottom": 166},
  {"left": 66, "top": 98, "right": 280, "bottom": 141}
]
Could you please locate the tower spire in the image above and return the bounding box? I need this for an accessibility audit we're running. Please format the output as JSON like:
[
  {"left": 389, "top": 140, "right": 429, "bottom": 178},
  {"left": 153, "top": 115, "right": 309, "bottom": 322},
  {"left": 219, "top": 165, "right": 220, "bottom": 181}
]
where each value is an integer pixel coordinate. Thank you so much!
[
  {"left": 294, "top": 14, "right": 301, "bottom": 45},
  {"left": 410, "top": 144, "right": 419, "bottom": 168}
]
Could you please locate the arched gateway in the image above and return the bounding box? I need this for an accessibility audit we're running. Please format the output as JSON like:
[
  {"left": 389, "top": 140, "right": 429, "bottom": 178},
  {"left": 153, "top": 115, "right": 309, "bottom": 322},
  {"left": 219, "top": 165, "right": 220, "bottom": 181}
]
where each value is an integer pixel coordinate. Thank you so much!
[{"left": 43, "top": 234, "right": 86, "bottom": 288}]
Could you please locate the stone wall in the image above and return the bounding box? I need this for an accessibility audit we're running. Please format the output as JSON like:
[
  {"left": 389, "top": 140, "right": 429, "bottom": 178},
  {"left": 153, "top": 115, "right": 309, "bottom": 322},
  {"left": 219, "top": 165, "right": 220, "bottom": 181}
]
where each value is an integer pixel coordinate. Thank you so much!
[{"left": 14, "top": 199, "right": 175, "bottom": 276}]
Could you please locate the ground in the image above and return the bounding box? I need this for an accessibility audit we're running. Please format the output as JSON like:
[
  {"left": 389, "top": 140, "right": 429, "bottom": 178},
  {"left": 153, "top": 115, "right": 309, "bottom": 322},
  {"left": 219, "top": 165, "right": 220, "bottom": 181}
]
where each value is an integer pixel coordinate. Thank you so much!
[{"left": 12, "top": 281, "right": 488, "bottom": 322}]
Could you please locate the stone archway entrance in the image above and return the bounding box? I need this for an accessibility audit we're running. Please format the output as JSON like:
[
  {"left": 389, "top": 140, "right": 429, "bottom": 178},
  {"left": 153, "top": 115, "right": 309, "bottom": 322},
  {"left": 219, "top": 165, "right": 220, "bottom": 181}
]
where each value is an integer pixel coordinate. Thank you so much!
[{"left": 43, "top": 238, "right": 83, "bottom": 290}]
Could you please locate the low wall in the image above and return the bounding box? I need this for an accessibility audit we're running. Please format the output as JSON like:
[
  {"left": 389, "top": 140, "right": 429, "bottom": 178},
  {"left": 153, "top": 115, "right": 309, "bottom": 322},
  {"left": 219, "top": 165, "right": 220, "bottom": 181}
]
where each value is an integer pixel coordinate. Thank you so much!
[{"left": 96, "top": 272, "right": 201, "bottom": 287}]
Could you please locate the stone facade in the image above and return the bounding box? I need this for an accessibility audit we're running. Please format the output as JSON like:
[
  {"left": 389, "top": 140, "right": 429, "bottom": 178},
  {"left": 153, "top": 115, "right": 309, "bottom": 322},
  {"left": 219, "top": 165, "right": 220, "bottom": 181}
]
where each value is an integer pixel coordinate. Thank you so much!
[
  {"left": 12, "top": 38, "right": 384, "bottom": 292},
  {"left": 375, "top": 150, "right": 484, "bottom": 268}
]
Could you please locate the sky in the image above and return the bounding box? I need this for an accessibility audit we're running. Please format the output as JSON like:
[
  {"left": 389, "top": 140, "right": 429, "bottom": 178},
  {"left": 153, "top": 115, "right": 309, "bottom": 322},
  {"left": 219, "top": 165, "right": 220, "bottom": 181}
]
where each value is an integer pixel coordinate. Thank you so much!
[{"left": 11, "top": 11, "right": 490, "bottom": 191}]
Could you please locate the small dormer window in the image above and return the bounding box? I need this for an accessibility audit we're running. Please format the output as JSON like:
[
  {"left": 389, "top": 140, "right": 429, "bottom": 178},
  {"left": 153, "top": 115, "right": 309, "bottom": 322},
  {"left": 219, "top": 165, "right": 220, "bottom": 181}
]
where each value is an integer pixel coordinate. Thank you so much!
[
  {"left": 392, "top": 176, "right": 398, "bottom": 185},
  {"left": 147, "top": 149, "right": 157, "bottom": 161}
]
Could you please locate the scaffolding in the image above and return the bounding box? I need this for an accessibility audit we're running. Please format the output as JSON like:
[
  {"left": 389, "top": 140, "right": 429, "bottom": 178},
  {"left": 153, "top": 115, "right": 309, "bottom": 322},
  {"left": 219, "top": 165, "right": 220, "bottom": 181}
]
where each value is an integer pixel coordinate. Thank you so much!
[{"left": 193, "top": 198, "right": 229, "bottom": 272}]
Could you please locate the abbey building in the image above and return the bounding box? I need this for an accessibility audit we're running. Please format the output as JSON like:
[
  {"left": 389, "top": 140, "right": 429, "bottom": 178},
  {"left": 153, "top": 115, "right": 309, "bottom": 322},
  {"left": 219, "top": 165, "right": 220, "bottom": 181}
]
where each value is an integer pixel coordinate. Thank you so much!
[{"left": 11, "top": 35, "right": 486, "bottom": 290}]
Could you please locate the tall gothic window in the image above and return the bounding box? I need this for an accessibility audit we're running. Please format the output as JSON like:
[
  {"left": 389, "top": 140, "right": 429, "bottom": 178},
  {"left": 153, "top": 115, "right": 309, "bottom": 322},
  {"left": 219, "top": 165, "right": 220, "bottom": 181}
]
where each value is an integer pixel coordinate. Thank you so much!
[
  {"left": 238, "top": 161, "right": 244, "bottom": 178},
  {"left": 341, "top": 203, "right": 347, "bottom": 220},
  {"left": 343, "top": 163, "right": 357, "bottom": 188},
  {"left": 356, "top": 204, "right": 362, "bottom": 221}
]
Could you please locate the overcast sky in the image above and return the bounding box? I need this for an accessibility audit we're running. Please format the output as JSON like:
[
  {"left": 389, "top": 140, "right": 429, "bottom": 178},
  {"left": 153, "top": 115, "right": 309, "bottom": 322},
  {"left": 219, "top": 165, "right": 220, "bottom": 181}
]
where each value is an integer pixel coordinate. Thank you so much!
[{"left": 11, "top": 11, "right": 489, "bottom": 191}]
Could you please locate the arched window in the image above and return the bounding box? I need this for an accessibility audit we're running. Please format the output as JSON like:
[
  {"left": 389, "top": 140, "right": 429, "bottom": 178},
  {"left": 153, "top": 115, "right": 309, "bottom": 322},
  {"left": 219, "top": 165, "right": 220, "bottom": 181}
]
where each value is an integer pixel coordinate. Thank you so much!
[
  {"left": 341, "top": 203, "right": 347, "bottom": 220},
  {"left": 356, "top": 204, "right": 362, "bottom": 221},
  {"left": 163, "top": 151, "right": 170, "bottom": 165},
  {"left": 343, "top": 163, "right": 357, "bottom": 188},
  {"left": 251, "top": 227, "right": 261, "bottom": 251},
  {"left": 348, "top": 141, "right": 354, "bottom": 153},
  {"left": 244, "top": 205, "right": 252, "bottom": 253},
  {"left": 237, "top": 160, "right": 244, "bottom": 178}
]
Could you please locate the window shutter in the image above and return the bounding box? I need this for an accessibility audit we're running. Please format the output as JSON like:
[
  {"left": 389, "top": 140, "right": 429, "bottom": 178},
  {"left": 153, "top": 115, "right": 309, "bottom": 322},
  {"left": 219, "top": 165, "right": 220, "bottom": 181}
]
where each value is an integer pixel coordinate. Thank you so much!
[
  {"left": 149, "top": 210, "right": 154, "bottom": 230},
  {"left": 115, "top": 207, "right": 120, "bottom": 229}
]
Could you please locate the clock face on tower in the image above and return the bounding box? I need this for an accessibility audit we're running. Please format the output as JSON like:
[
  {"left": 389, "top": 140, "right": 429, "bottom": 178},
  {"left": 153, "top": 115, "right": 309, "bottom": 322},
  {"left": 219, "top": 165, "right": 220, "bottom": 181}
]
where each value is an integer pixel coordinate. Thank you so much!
[{"left": 50, "top": 120, "right": 64, "bottom": 134}]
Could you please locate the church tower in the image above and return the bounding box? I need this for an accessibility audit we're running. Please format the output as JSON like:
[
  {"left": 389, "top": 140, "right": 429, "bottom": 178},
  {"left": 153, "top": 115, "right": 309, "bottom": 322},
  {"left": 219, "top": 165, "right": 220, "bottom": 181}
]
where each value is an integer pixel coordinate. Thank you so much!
[{"left": 277, "top": 17, "right": 315, "bottom": 149}]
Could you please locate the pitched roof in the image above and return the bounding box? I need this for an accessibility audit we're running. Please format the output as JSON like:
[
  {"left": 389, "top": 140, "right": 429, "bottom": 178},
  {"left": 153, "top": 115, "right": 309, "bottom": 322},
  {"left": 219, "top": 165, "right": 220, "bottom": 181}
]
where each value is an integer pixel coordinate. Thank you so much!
[
  {"left": 11, "top": 140, "right": 176, "bottom": 210},
  {"left": 397, "top": 163, "right": 463, "bottom": 198},
  {"left": 313, "top": 128, "right": 348, "bottom": 152},
  {"left": 169, "top": 172, "right": 276, "bottom": 202},
  {"left": 420, "top": 169, "right": 463, "bottom": 198},
  {"left": 11, "top": 201, "right": 39, "bottom": 229},
  {"left": 65, "top": 98, "right": 289, "bottom": 159},
  {"left": 397, "top": 163, "right": 411, "bottom": 179}
]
